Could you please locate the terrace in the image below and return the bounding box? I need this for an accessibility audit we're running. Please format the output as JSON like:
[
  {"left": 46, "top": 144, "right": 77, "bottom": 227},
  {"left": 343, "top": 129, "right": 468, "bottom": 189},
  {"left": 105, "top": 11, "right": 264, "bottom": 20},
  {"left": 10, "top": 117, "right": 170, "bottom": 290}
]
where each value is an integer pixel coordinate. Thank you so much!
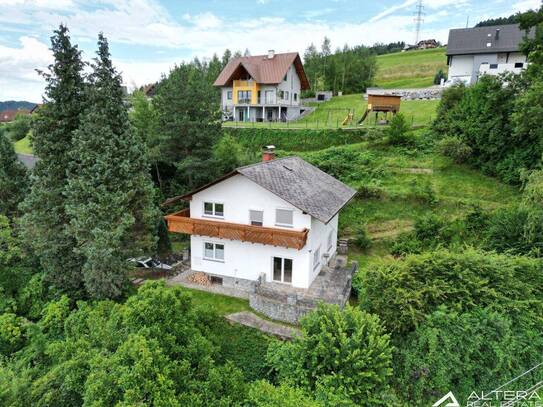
[{"left": 165, "top": 208, "right": 309, "bottom": 250}]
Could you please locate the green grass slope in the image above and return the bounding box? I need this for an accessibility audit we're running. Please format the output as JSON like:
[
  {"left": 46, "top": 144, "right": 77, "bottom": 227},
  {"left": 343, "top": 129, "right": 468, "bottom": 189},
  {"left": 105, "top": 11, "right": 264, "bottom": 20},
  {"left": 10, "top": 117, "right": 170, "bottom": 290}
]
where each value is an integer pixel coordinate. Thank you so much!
[
  {"left": 13, "top": 135, "right": 33, "bottom": 154},
  {"left": 375, "top": 47, "right": 448, "bottom": 89}
]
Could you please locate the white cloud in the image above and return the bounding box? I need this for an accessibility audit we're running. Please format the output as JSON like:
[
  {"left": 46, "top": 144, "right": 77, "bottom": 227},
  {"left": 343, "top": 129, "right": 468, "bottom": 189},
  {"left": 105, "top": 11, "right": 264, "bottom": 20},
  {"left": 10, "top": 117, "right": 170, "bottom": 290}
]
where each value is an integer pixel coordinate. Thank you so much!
[{"left": 511, "top": 0, "right": 541, "bottom": 12}]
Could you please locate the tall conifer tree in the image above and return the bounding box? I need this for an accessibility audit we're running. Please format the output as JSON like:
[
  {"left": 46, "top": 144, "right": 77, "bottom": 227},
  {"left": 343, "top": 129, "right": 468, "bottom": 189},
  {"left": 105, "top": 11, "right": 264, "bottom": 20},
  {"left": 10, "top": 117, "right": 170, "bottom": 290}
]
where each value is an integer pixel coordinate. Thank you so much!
[
  {"left": 21, "top": 25, "right": 86, "bottom": 294},
  {"left": 0, "top": 132, "right": 28, "bottom": 219},
  {"left": 66, "top": 34, "right": 158, "bottom": 299}
]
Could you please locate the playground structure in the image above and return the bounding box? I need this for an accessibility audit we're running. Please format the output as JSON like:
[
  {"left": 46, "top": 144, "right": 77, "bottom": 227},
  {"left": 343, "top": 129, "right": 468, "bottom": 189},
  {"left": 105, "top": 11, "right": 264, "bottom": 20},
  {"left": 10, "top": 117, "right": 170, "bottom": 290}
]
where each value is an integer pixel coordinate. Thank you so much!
[{"left": 358, "top": 89, "right": 402, "bottom": 125}]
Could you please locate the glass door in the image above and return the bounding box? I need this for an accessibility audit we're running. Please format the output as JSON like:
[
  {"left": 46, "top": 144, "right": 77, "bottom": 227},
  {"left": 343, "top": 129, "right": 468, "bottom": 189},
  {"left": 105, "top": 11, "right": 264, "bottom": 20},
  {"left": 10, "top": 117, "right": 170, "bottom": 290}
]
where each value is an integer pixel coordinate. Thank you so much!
[{"left": 273, "top": 257, "right": 292, "bottom": 284}]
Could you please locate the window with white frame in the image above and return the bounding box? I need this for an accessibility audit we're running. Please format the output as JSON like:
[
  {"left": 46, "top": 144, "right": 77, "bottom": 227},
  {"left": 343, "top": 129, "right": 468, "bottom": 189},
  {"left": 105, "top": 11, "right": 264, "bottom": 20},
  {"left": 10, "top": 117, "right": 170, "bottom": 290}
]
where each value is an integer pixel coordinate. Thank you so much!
[
  {"left": 203, "top": 202, "right": 224, "bottom": 217},
  {"left": 284, "top": 91, "right": 289, "bottom": 101},
  {"left": 249, "top": 210, "right": 264, "bottom": 226},
  {"left": 275, "top": 209, "right": 293, "bottom": 227},
  {"left": 313, "top": 246, "right": 320, "bottom": 270},
  {"left": 328, "top": 230, "right": 334, "bottom": 251},
  {"left": 204, "top": 242, "right": 224, "bottom": 262},
  {"left": 273, "top": 256, "right": 292, "bottom": 283},
  {"left": 227, "top": 90, "right": 232, "bottom": 100}
]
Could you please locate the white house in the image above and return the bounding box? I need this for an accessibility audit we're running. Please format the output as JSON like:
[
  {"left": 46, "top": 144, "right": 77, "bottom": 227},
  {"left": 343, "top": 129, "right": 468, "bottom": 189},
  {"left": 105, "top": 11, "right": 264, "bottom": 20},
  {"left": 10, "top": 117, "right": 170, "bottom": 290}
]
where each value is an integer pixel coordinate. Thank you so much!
[
  {"left": 213, "top": 51, "right": 311, "bottom": 122},
  {"left": 164, "top": 148, "right": 356, "bottom": 293},
  {"left": 446, "top": 24, "right": 532, "bottom": 85}
]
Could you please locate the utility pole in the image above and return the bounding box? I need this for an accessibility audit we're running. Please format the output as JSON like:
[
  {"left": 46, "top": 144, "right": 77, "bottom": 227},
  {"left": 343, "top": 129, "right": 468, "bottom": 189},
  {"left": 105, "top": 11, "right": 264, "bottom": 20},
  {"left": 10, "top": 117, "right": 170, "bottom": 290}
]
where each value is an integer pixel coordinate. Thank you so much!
[{"left": 414, "top": 0, "right": 425, "bottom": 45}]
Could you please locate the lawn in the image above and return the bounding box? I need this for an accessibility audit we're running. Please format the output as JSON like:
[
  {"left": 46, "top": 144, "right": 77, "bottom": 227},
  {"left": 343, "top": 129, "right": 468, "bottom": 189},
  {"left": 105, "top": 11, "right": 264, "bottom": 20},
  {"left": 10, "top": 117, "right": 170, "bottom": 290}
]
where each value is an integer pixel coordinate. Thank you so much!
[
  {"left": 177, "top": 286, "right": 251, "bottom": 315},
  {"left": 223, "top": 95, "right": 439, "bottom": 129},
  {"left": 375, "top": 47, "right": 448, "bottom": 89},
  {"left": 13, "top": 135, "right": 33, "bottom": 154}
]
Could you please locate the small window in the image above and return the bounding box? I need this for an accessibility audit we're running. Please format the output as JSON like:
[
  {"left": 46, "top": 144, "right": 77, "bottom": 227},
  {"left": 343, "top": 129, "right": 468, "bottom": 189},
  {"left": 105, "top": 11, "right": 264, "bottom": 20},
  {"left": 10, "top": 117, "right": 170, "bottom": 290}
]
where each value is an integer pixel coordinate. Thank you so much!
[
  {"left": 203, "top": 202, "right": 224, "bottom": 217},
  {"left": 489, "top": 63, "right": 498, "bottom": 69},
  {"left": 227, "top": 91, "right": 232, "bottom": 100},
  {"left": 313, "top": 247, "right": 320, "bottom": 270},
  {"left": 275, "top": 209, "right": 293, "bottom": 227},
  {"left": 284, "top": 91, "right": 289, "bottom": 101},
  {"left": 515, "top": 62, "right": 524, "bottom": 68},
  {"left": 250, "top": 210, "right": 264, "bottom": 226},
  {"left": 204, "top": 242, "right": 225, "bottom": 262}
]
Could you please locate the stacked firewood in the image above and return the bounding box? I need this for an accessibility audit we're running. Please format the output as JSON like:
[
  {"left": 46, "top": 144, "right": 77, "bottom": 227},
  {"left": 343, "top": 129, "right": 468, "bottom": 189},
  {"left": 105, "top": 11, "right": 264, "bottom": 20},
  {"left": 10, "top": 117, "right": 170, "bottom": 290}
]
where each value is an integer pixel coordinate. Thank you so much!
[{"left": 187, "top": 272, "right": 211, "bottom": 286}]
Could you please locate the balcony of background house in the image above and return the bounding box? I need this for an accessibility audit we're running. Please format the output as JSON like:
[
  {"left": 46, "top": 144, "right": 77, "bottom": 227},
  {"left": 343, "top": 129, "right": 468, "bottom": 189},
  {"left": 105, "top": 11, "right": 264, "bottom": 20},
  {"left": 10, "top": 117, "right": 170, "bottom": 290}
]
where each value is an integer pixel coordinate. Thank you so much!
[{"left": 165, "top": 208, "right": 308, "bottom": 250}]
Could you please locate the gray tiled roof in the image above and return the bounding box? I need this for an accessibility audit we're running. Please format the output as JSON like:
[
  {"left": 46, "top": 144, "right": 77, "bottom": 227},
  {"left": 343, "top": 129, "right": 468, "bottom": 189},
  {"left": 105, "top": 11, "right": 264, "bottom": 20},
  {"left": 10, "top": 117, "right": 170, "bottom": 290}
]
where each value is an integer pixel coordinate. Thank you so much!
[
  {"left": 447, "top": 24, "right": 533, "bottom": 56},
  {"left": 237, "top": 157, "right": 356, "bottom": 224}
]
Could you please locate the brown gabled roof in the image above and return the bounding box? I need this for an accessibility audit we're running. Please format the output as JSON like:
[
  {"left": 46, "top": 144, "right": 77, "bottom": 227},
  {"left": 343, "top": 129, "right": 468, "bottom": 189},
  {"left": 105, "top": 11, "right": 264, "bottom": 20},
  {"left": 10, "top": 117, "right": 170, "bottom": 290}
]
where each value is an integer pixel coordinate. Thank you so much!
[
  {"left": 0, "top": 109, "right": 29, "bottom": 123},
  {"left": 213, "top": 52, "right": 310, "bottom": 90}
]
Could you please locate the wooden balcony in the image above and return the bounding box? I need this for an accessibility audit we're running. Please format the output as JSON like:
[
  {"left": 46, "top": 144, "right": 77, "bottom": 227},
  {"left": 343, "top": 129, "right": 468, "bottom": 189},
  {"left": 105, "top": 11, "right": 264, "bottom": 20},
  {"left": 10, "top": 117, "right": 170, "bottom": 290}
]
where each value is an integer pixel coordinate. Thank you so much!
[{"left": 164, "top": 209, "right": 308, "bottom": 250}]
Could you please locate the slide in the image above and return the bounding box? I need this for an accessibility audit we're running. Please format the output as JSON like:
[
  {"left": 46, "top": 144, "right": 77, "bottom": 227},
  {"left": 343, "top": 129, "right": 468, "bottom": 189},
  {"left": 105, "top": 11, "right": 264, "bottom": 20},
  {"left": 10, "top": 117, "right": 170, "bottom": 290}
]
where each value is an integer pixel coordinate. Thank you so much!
[
  {"left": 357, "top": 108, "right": 370, "bottom": 125},
  {"left": 342, "top": 111, "right": 353, "bottom": 126}
]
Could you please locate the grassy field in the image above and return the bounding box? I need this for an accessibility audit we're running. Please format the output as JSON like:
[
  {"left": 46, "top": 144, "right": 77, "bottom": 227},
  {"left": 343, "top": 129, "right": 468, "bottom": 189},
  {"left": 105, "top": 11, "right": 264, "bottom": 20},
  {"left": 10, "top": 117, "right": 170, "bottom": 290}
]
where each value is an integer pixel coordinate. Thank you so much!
[
  {"left": 13, "top": 135, "right": 32, "bottom": 154},
  {"left": 374, "top": 47, "right": 448, "bottom": 89},
  {"left": 224, "top": 95, "right": 439, "bottom": 130}
]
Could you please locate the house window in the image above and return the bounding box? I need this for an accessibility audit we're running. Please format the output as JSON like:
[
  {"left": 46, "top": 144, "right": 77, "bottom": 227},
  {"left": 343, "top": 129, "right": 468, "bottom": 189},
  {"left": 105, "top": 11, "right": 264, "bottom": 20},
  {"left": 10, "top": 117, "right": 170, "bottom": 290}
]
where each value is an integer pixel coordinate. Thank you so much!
[
  {"left": 227, "top": 91, "right": 232, "bottom": 100},
  {"left": 204, "top": 242, "right": 225, "bottom": 262},
  {"left": 489, "top": 63, "right": 498, "bottom": 69},
  {"left": 515, "top": 62, "right": 524, "bottom": 68},
  {"left": 293, "top": 93, "right": 298, "bottom": 102},
  {"left": 203, "top": 202, "right": 224, "bottom": 217},
  {"left": 273, "top": 257, "right": 292, "bottom": 283},
  {"left": 313, "top": 247, "right": 320, "bottom": 270},
  {"left": 284, "top": 91, "right": 289, "bottom": 101},
  {"left": 275, "top": 209, "right": 293, "bottom": 227},
  {"left": 237, "top": 90, "right": 252, "bottom": 104},
  {"left": 249, "top": 210, "right": 264, "bottom": 226},
  {"left": 278, "top": 90, "right": 284, "bottom": 100},
  {"left": 328, "top": 230, "right": 334, "bottom": 251}
]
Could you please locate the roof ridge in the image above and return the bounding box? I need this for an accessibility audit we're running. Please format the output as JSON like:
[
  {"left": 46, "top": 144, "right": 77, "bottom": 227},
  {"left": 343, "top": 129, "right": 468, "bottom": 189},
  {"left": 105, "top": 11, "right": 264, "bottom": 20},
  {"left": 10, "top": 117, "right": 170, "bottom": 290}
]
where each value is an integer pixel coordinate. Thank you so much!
[{"left": 236, "top": 156, "right": 295, "bottom": 171}]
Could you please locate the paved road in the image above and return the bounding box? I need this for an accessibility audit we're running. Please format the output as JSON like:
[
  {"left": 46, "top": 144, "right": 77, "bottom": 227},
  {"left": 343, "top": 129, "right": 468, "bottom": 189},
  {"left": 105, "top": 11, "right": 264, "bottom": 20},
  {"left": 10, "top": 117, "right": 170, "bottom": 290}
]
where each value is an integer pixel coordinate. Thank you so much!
[{"left": 17, "top": 153, "right": 38, "bottom": 169}]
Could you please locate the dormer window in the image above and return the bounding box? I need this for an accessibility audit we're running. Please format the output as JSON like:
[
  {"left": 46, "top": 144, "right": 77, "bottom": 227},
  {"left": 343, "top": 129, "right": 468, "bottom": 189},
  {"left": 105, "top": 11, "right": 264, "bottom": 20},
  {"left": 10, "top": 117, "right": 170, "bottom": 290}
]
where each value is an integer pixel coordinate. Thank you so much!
[{"left": 204, "top": 202, "right": 224, "bottom": 217}]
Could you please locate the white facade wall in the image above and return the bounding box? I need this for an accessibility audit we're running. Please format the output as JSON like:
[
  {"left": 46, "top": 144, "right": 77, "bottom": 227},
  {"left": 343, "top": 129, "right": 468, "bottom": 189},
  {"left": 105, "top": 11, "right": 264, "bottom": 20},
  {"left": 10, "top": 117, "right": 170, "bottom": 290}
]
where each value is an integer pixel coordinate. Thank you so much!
[
  {"left": 188, "top": 174, "right": 333, "bottom": 289},
  {"left": 448, "top": 55, "right": 474, "bottom": 83},
  {"left": 449, "top": 52, "right": 528, "bottom": 85},
  {"left": 277, "top": 64, "right": 302, "bottom": 106},
  {"left": 221, "top": 87, "right": 233, "bottom": 110}
]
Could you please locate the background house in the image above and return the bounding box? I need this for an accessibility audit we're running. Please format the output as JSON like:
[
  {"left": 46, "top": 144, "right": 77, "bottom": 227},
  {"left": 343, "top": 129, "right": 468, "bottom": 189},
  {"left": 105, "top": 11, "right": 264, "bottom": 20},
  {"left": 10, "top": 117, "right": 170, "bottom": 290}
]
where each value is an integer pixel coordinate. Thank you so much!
[
  {"left": 446, "top": 24, "right": 532, "bottom": 85},
  {"left": 213, "top": 50, "right": 310, "bottom": 122}
]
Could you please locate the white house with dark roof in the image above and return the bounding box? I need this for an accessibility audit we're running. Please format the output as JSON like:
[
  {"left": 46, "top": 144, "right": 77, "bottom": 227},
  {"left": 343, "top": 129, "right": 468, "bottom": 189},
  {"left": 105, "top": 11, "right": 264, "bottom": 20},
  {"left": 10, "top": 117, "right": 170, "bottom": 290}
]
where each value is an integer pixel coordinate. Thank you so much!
[
  {"left": 164, "top": 148, "right": 356, "bottom": 295},
  {"left": 446, "top": 24, "right": 533, "bottom": 85},
  {"left": 213, "top": 50, "right": 310, "bottom": 122}
]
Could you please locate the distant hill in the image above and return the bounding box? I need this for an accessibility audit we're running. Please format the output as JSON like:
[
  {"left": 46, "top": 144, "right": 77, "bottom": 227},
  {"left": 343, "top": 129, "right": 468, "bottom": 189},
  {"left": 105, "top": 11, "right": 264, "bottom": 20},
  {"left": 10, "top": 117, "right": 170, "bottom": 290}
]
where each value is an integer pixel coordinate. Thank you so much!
[{"left": 0, "top": 101, "right": 37, "bottom": 113}]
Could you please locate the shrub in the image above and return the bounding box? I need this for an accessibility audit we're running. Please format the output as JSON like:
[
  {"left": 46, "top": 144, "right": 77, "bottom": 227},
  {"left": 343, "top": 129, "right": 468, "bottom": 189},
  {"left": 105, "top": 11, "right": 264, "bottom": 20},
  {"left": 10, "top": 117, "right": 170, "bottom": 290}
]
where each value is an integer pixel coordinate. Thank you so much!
[
  {"left": 436, "top": 136, "right": 472, "bottom": 163},
  {"left": 386, "top": 113, "right": 413, "bottom": 146},
  {"left": 266, "top": 304, "right": 393, "bottom": 405},
  {"left": 361, "top": 248, "right": 543, "bottom": 335},
  {"left": 395, "top": 307, "right": 539, "bottom": 405},
  {"left": 0, "top": 313, "right": 28, "bottom": 355},
  {"left": 6, "top": 113, "right": 31, "bottom": 142},
  {"left": 406, "top": 178, "right": 438, "bottom": 205},
  {"left": 433, "top": 69, "right": 447, "bottom": 85},
  {"left": 353, "top": 226, "right": 372, "bottom": 250},
  {"left": 247, "top": 381, "right": 320, "bottom": 407}
]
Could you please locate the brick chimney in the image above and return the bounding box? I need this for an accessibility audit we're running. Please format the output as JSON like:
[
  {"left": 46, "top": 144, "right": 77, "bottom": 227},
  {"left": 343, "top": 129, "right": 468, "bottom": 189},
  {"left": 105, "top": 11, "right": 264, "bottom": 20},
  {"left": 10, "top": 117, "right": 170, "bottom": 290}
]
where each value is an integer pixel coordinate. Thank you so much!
[
  {"left": 267, "top": 50, "right": 275, "bottom": 59},
  {"left": 262, "top": 145, "right": 276, "bottom": 161}
]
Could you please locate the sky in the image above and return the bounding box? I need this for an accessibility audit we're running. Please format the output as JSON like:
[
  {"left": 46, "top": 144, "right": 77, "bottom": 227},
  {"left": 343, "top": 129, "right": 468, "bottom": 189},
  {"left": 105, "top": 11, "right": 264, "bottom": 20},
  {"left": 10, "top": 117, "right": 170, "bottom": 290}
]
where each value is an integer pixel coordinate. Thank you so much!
[{"left": 0, "top": 0, "right": 541, "bottom": 102}]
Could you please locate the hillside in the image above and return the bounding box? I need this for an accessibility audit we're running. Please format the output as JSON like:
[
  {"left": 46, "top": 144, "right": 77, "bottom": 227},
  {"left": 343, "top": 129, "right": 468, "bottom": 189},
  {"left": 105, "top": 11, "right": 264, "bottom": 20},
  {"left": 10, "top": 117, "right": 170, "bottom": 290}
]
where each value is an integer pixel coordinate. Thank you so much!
[
  {"left": 0, "top": 100, "right": 37, "bottom": 112},
  {"left": 374, "top": 47, "right": 448, "bottom": 89}
]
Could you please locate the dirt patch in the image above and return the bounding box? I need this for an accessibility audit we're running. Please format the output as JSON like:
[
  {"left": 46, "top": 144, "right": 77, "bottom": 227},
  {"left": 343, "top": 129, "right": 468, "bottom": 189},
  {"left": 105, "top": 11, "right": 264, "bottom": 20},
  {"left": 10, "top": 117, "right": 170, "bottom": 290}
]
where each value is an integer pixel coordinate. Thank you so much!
[{"left": 367, "top": 219, "right": 414, "bottom": 240}]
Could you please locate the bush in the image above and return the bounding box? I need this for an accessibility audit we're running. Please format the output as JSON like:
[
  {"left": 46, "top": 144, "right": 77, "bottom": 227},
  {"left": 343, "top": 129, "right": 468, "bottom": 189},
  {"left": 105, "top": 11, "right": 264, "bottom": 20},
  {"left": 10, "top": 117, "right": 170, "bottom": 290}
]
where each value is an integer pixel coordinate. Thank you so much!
[
  {"left": 6, "top": 113, "right": 31, "bottom": 142},
  {"left": 361, "top": 248, "right": 543, "bottom": 335},
  {"left": 230, "top": 128, "right": 371, "bottom": 152},
  {"left": 386, "top": 113, "right": 413, "bottom": 146},
  {"left": 436, "top": 136, "right": 472, "bottom": 163},
  {"left": 406, "top": 178, "right": 438, "bottom": 205},
  {"left": 395, "top": 307, "right": 541, "bottom": 405},
  {"left": 266, "top": 304, "right": 393, "bottom": 405},
  {"left": 433, "top": 69, "right": 447, "bottom": 85},
  {"left": 247, "top": 381, "right": 320, "bottom": 407},
  {"left": 354, "top": 226, "right": 372, "bottom": 250},
  {"left": 0, "top": 313, "right": 28, "bottom": 355}
]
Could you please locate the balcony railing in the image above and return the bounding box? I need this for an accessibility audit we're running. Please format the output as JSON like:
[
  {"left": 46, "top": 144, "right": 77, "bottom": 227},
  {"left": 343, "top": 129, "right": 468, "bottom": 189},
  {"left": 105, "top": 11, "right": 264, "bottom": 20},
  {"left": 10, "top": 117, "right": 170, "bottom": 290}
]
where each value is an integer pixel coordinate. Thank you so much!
[{"left": 165, "top": 209, "right": 308, "bottom": 250}]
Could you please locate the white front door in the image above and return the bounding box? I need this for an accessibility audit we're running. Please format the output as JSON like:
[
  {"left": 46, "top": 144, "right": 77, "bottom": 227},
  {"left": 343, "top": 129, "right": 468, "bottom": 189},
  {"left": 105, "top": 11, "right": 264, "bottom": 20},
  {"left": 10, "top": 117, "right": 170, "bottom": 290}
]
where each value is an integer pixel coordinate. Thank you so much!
[{"left": 273, "top": 257, "right": 292, "bottom": 284}]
